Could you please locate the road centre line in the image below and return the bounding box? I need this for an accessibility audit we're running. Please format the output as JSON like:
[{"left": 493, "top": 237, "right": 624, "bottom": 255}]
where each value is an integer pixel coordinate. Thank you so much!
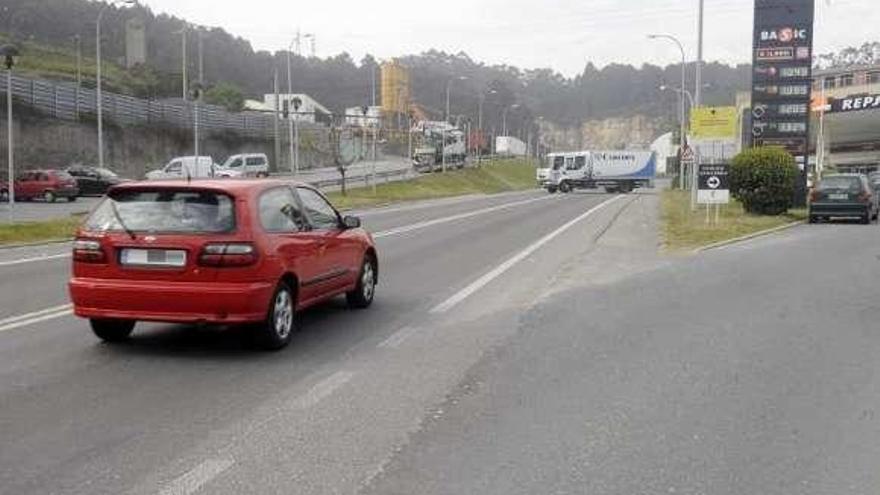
[
  {"left": 0, "top": 253, "right": 71, "bottom": 267},
  {"left": 372, "top": 195, "right": 558, "bottom": 239},
  {"left": 430, "top": 195, "right": 624, "bottom": 314},
  {"left": 294, "top": 370, "right": 355, "bottom": 410},
  {"left": 158, "top": 457, "right": 236, "bottom": 495},
  {"left": 377, "top": 326, "right": 422, "bottom": 349},
  {"left": 0, "top": 304, "right": 73, "bottom": 333}
]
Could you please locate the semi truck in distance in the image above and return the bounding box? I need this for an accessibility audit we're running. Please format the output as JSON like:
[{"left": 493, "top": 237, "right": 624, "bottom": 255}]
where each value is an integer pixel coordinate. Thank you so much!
[{"left": 540, "top": 150, "right": 656, "bottom": 194}]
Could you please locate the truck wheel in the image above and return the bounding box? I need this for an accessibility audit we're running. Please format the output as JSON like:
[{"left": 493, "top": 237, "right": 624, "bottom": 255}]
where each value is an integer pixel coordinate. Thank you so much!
[
  {"left": 605, "top": 187, "right": 619, "bottom": 194},
  {"left": 620, "top": 183, "right": 634, "bottom": 194},
  {"left": 547, "top": 186, "right": 558, "bottom": 194},
  {"left": 559, "top": 181, "right": 572, "bottom": 193}
]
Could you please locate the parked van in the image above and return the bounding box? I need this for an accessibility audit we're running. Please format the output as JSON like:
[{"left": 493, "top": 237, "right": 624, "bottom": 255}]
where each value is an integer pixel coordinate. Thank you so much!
[
  {"left": 145, "top": 157, "right": 217, "bottom": 180},
  {"left": 216, "top": 153, "right": 271, "bottom": 178}
]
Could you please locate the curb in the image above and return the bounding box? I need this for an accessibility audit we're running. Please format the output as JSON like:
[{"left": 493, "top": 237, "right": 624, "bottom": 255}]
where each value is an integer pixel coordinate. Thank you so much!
[
  {"left": 694, "top": 220, "right": 804, "bottom": 253},
  {"left": 0, "top": 238, "right": 73, "bottom": 250}
]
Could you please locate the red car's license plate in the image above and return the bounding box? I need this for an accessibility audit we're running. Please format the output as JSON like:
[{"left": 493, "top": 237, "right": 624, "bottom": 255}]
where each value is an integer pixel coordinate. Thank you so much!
[{"left": 120, "top": 249, "right": 187, "bottom": 267}]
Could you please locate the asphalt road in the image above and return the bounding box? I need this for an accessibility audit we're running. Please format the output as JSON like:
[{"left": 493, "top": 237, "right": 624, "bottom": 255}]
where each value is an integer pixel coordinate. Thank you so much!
[
  {"left": 0, "top": 187, "right": 635, "bottom": 495},
  {"left": 8, "top": 187, "right": 874, "bottom": 495},
  {"left": 365, "top": 219, "right": 880, "bottom": 495}
]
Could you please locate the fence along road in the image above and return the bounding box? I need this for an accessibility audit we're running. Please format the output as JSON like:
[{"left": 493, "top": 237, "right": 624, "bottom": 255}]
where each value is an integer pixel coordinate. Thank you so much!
[{"left": 0, "top": 73, "right": 303, "bottom": 139}]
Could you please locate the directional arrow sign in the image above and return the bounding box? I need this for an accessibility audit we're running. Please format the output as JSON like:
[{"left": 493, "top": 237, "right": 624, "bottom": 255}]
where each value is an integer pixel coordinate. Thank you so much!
[{"left": 698, "top": 163, "right": 730, "bottom": 204}]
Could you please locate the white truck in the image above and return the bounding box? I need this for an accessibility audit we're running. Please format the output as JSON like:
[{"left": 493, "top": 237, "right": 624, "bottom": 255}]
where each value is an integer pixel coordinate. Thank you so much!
[
  {"left": 542, "top": 150, "right": 656, "bottom": 194},
  {"left": 495, "top": 136, "right": 527, "bottom": 156}
]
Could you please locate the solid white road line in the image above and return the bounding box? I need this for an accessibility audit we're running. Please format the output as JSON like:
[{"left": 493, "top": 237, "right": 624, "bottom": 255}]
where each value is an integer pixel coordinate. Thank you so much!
[
  {"left": 0, "top": 304, "right": 74, "bottom": 333},
  {"left": 158, "top": 457, "right": 236, "bottom": 495},
  {"left": 430, "top": 195, "right": 624, "bottom": 314},
  {"left": 0, "top": 253, "right": 71, "bottom": 267},
  {"left": 377, "top": 326, "right": 422, "bottom": 349},
  {"left": 294, "top": 371, "right": 355, "bottom": 410},
  {"left": 372, "top": 195, "right": 557, "bottom": 239}
]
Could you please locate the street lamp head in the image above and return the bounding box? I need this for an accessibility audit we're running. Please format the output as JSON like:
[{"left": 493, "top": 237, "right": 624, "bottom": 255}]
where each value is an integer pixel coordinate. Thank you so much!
[
  {"left": 0, "top": 44, "right": 20, "bottom": 70},
  {"left": 647, "top": 34, "right": 659, "bottom": 39},
  {"left": 659, "top": 84, "right": 668, "bottom": 91}
]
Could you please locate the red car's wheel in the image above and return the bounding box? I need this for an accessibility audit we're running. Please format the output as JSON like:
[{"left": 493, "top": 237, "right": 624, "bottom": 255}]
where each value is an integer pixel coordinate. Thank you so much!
[
  {"left": 347, "top": 255, "right": 377, "bottom": 309},
  {"left": 90, "top": 319, "right": 136, "bottom": 343},
  {"left": 257, "top": 282, "right": 297, "bottom": 350}
]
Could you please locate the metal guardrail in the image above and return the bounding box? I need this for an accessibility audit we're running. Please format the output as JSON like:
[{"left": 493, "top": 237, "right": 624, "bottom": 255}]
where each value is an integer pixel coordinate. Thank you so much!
[
  {"left": 0, "top": 74, "right": 294, "bottom": 139},
  {"left": 287, "top": 168, "right": 415, "bottom": 191}
]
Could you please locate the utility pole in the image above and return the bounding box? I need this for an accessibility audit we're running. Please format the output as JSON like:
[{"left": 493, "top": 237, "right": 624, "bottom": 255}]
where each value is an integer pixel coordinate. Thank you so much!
[
  {"left": 371, "top": 64, "right": 377, "bottom": 107},
  {"left": 286, "top": 41, "right": 295, "bottom": 174},
  {"left": 696, "top": 0, "right": 704, "bottom": 108},
  {"left": 273, "top": 68, "right": 281, "bottom": 172},
  {"left": 198, "top": 29, "right": 204, "bottom": 85},
  {"left": 181, "top": 26, "right": 187, "bottom": 100},
  {"left": 74, "top": 35, "right": 81, "bottom": 119}
]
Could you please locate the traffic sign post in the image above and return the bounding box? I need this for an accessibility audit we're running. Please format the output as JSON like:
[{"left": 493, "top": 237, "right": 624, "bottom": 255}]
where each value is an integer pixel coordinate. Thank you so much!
[{"left": 697, "top": 163, "right": 731, "bottom": 225}]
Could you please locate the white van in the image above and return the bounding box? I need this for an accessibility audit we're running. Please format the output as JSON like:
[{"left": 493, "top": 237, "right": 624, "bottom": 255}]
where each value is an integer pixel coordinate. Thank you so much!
[
  {"left": 216, "top": 153, "right": 270, "bottom": 178},
  {"left": 145, "top": 156, "right": 216, "bottom": 180}
]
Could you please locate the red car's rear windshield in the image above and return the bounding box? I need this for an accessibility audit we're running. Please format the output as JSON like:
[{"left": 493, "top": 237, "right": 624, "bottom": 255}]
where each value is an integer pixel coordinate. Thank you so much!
[{"left": 85, "top": 189, "right": 236, "bottom": 233}]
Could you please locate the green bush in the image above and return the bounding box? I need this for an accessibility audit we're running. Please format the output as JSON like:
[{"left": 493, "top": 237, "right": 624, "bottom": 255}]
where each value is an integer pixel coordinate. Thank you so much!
[{"left": 730, "top": 147, "right": 798, "bottom": 215}]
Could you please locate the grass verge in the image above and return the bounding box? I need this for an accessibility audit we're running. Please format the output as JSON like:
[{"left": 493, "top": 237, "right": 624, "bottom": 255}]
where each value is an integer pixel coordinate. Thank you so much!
[
  {"left": 662, "top": 189, "right": 806, "bottom": 252},
  {"left": 0, "top": 159, "right": 538, "bottom": 246},
  {"left": 326, "top": 158, "right": 538, "bottom": 210},
  {"left": 0, "top": 216, "right": 83, "bottom": 247}
]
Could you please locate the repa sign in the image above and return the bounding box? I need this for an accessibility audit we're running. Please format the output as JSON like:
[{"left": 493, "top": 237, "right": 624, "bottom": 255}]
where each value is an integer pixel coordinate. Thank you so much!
[{"left": 833, "top": 94, "right": 880, "bottom": 113}]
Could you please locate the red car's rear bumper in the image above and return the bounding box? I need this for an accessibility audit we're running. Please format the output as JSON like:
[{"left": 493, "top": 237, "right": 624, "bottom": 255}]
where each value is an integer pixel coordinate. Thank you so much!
[{"left": 69, "top": 278, "right": 274, "bottom": 324}]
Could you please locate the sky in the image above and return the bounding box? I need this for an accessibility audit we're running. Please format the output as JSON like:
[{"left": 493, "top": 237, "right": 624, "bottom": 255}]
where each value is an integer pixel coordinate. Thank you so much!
[{"left": 137, "top": 0, "right": 877, "bottom": 75}]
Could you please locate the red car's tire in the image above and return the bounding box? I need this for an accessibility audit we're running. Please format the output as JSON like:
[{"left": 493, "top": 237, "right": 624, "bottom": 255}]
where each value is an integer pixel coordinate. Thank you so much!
[
  {"left": 346, "top": 255, "right": 377, "bottom": 309},
  {"left": 257, "top": 282, "right": 297, "bottom": 351},
  {"left": 90, "top": 319, "right": 136, "bottom": 343}
]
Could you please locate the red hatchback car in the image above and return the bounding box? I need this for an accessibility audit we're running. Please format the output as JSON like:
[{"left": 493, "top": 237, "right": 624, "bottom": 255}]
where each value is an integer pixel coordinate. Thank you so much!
[
  {"left": 2, "top": 169, "right": 80, "bottom": 202},
  {"left": 68, "top": 180, "right": 377, "bottom": 349}
]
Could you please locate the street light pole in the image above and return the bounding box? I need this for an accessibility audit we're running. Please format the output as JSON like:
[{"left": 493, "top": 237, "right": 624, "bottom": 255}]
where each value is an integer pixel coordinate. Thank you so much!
[
  {"left": 443, "top": 79, "right": 451, "bottom": 173},
  {"left": 648, "top": 34, "right": 688, "bottom": 191},
  {"left": 286, "top": 41, "right": 295, "bottom": 174},
  {"left": 74, "top": 35, "right": 81, "bottom": 119},
  {"left": 696, "top": 0, "right": 704, "bottom": 107},
  {"left": 95, "top": 0, "right": 134, "bottom": 171},
  {"left": 96, "top": 6, "right": 106, "bottom": 170},
  {"left": 181, "top": 26, "right": 187, "bottom": 100},
  {"left": 3, "top": 47, "right": 17, "bottom": 223}
]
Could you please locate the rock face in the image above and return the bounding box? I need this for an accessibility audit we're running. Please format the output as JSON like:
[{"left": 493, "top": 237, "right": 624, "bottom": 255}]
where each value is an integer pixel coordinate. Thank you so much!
[{"left": 540, "top": 115, "right": 667, "bottom": 152}]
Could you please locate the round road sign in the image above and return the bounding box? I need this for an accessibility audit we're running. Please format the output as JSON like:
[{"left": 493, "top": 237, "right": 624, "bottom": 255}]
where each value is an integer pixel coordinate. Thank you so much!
[{"left": 707, "top": 176, "right": 721, "bottom": 189}]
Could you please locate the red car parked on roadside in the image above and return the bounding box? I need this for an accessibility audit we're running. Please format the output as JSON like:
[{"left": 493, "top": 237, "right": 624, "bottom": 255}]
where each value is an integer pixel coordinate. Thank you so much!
[
  {"left": 0, "top": 169, "right": 79, "bottom": 202},
  {"left": 68, "top": 179, "right": 378, "bottom": 350}
]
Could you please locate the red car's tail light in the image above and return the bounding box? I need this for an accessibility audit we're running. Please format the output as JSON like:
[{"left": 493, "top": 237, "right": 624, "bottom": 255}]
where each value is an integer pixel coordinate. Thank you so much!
[
  {"left": 72, "top": 239, "right": 107, "bottom": 263},
  {"left": 199, "top": 243, "right": 257, "bottom": 267}
]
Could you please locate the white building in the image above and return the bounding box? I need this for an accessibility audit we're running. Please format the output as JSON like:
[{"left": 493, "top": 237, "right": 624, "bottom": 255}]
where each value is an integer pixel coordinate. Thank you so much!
[
  {"left": 262, "top": 93, "right": 332, "bottom": 125},
  {"left": 649, "top": 132, "right": 676, "bottom": 175}
]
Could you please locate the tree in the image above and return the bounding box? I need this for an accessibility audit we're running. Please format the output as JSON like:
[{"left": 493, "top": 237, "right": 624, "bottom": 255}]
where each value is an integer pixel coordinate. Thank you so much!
[{"left": 204, "top": 82, "right": 244, "bottom": 112}]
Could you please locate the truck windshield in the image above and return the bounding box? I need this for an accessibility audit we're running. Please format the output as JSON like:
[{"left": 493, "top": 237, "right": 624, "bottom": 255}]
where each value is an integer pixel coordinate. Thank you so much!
[
  {"left": 85, "top": 189, "right": 236, "bottom": 233},
  {"left": 552, "top": 156, "right": 565, "bottom": 170}
]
